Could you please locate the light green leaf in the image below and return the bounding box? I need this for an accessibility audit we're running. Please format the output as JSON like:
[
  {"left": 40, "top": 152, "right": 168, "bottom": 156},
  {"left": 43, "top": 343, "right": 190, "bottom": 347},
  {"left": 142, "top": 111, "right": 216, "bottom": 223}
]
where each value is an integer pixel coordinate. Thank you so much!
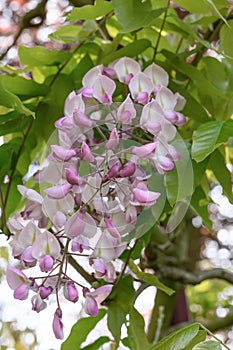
[
  {"left": 191, "top": 120, "right": 233, "bottom": 162},
  {"left": 102, "top": 39, "right": 151, "bottom": 65},
  {"left": 147, "top": 323, "right": 200, "bottom": 350},
  {"left": 81, "top": 336, "right": 110, "bottom": 350},
  {"left": 113, "top": 0, "right": 166, "bottom": 33},
  {"left": 107, "top": 276, "right": 135, "bottom": 344},
  {"left": 0, "top": 75, "right": 49, "bottom": 99},
  {"left": 68, "top": 0, "right": 113, "bottom": 21},
  {"left": 172, "top": 0, "right": 227, "bottom": 14},
  {"left": 18, "top": 46, "right": 70, "bottom": 67},
  {"left": 49, "top": 21, "right": 97, "bottom": 43},
  {"left": 192, "top": 340, "right": 222, "bottom": 350},
  {"left": 129, "top": 259, "right": 174, "bottom": 296},
  {"left": 61, "top": 309, "right": 106, "bottom": 350},
  {"left": 128, "top": 308, "right": 150, "bottom": 350},
  {"left": 220, "top": 20, "right": 233, "bottom": 60},
  {"left": 0, "top": 81, "right": 34, "bottom": 117},
  {"left": 184, "top": 330, "right": 207, "bottom": 350}
]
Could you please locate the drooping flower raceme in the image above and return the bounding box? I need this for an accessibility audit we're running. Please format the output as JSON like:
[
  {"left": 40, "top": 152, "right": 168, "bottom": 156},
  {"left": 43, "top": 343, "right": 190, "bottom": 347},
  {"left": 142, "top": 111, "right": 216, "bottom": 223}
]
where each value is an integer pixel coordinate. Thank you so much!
[{"left": 6, "top": 57, "right": 187, "bottom": 339}]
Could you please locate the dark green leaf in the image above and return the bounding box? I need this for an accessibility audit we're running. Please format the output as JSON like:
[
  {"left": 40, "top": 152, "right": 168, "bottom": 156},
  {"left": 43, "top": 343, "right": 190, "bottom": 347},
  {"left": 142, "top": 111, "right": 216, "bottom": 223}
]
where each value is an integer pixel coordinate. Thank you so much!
[
  {"left": 107, "top": 276, "right": 135, "bottom": 344},
  {"left": 0, "top": 81, "right": 34, "bottom": 117},
  {"left": 191, "top": 186, "right": 212, "bottom": 231},
  {"left": 147, "top": 323, "right": 199, "bottom": 350},
  {"left": 165, "top": 138, "right": 193, "bottom": 205},
  {"left": 191, "top": 120, "right": 233, "bottom": 162},
  {"left": 102, "top": 39, "right": 151, "bottom": 65},
  {"left": 113, "top": 0, "right": 166, "bottom": 33},
  {"left": 129, "top": 259, "right": 174, "bottom": 295},
  {"left": 18, "top": 46, "right": 71, "bottom": 67},
  {"left": 68, "top": 0, "right": 113, "bottom": 21},
  {"left": 81, "top": 336, "right": 110, "bottom": 350},
  {"left": 192, "top": 340, "right": 222, "bottom": 350},
  {"left": 0, "top": 117, "right": 29, "bottom": 137},
  {"left": 128, "top": 307, "right": 150, "bottom": 350},
  {"left": 208, "top": 149, "right": 233, "bottom": 202},
  {"left": 61, "top": 309, "right": 106, "bottom": 350}
]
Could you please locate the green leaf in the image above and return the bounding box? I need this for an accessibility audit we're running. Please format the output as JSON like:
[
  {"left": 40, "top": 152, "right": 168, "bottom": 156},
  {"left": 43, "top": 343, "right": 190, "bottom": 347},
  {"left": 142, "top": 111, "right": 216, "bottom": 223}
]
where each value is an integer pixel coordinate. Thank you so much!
[
  {"left": 49, "top": 21, "right": 97, "bottom": 43},
  {"left": 61, "top": 309, "right": 106, "bottom": 350},
  {"left": 208, "top": 149, "right": 233, "bottom": 202},
  {"left": 191, "top": 186, "right": 212, "bottom": 231},
  {"left": 169, "top": 82, "right": 209, "bottom": 122},
  {"left": 128, "top": 308, "right": 150, "bottom": 350},
  {"left": 184, "top": 330, "right": 207, "bottom": 350},
  {"left": 147, "top": 323, "right": 200, "bottom": 350},
  {"left": 0, "top": 117, "right": 29, "bottom": 137},
  {"left": 102, "top": 39, "right": 151, "bottom": 65},
  {"left": 220, "top": 20, "right": 233, "bottom": 60},
  {"left": 81, "top": 336, "right": 110, "bottom": 350},
  {"left": 0, "top": 75, "right": 49, "bottom": 99},
  {"left": 18, "top": 46, "right": 71, "bottom": 67},
  {"left": 191, "top": 120, "right": 233, "bottom": 162},
  {"left": 172, "top": 0, "right": 227, "bottom": 14},
  {"left": 128, "top": 259, "right": 174, "bottom": 295},
  {"left": 192, "top": 340, "right": 222, "bottom": 350},
  {"left": 0, "top": 81, "right": 35, "bottom": 117},
  {"left": 165, "top": 138, "right": 193, "bottom": 206},
  {"left": 113, "top": 0, "right": 166, "bottom": 33},
  {"left": 68, "top": 0, "right": 113, "bottom": 21},
  {"left": 162, "top": 50, "right": 224, "bottom": 97},
  {"left": 107, "top": 276, "right": 135, "bottom": 344}
]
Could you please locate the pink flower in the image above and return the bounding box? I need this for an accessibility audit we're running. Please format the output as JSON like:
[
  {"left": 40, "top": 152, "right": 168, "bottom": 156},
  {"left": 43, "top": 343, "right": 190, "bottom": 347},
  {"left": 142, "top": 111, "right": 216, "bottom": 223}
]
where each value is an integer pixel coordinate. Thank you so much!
[
  {"left": 104, "top": 214, "right": 121, "bottom": 238},
  {"left": 32, "top": 231, "right": 60, "bottom": 260},
  {"left": 14, "top": 283, "right": 29, "bottom": 300},
  {"left": 64, "top": 91, "right": 85, "bottom": 117},
  {"left": 39, "top": 286, "right": 53, "bottom": 299},
  {"left": 50, "top": 145, "right": 76, "bottom": 162},
  {"left": 144, "top": 63, "right": 169, "bottom": 87},
  {"left": 114, "top": 57, "right": 140, "bottom": 83},
  {"left": 31, "top": 294, "right": 47, "bottom": 313},
  {"left": 117, "top": 94, "right": 136, "bottom": 124},
  {"left": 92, "top": 74, "right": 116, "bottom": 105},
  {"left": 65, "top": 209, "right": 97, "bottom": 238},
  {"left": 84, "top": 284, "right": 113, "bottom": 316},
  {"left": 129, "top": 72, "right": 154, "bottom": 102},
  {"left": 119, "top": 161, "right": 136, "bottom": 178},
  {"left": 52, "top": 308, "right": 64, "bottom": 339}
]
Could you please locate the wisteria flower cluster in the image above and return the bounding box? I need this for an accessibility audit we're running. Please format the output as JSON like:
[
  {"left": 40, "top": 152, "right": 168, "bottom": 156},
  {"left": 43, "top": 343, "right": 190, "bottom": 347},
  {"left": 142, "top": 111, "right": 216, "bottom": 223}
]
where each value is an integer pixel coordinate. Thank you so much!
[{"left": 6, "top": 57, "right": 186, "bottom": 339}]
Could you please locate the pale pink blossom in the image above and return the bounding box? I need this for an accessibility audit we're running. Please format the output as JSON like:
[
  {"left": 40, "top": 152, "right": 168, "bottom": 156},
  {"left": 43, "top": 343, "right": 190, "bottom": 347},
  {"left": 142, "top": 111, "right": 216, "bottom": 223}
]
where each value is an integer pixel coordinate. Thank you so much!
[
  {"left": 144, "top": 63, "right": 169, "bottom": 88},
  {"left": 64, "top": 91, "right": 85, "bottom": 117},
  {"left": 63, "top": 282, "right": 79, "bottom": 303},
  {"left": 93, "top": 74, "right": 116, "bottom": 104},
  {"left": 117, "top": 94, "right": 136, "bottom": 124},
  {"left": 129, "top": 72, "right": 154, "bottom": 103},
  {"left": 114, "top": 57, "right": 140, "bottom": 83},
  {"left": 31, "top": 294, "right": 47, "bottom": 313},
  {"left": 53, "top": 308, "right": 64, "bottom": 339},
  {"left": 106, "top": 128, "right": 119, "bottom": 150},
  {"left": 32, "top": 231, "right": 60, "bottom": 260}
]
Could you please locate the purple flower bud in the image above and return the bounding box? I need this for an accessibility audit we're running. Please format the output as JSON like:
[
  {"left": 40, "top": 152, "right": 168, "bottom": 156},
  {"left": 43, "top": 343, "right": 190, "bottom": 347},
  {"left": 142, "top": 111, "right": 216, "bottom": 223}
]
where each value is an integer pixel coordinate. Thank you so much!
[
  {"left": 14, "top": 283, "right": 29, "bottom": 300},
  {"left": 125, "top": 73, "right": 134, "bottom": 85},
  {"left": 44, "top": 183, "right": 71, "bottom": 199},
  {"left": 21, "top": 246, "right": 37, "bottom": 267},
  {"left": 106, "top": 161, "right": 120, "bottom": 179},
  {"left": 80, "top": 87, "right": 93, "bottom": 98},
  {"left": 106, "top": 128, "right": 119, "bottom": 150},
  {"left": 131, "top": 142, "right": 157, "bottom": 159},
  {"left": 73, "top": 108, "right": 93, "bottom": 127},
  {"left": 39, "top": 286, "right": 53, "bottom": 299},
  {"left": 175, "top": 112, "right": 187, "bottom": 126},
  {"left": 137, "top": 91, "right": 149, "bottom": 105},
  {"left": 55, "top": 116, "right": 74, "bottom": 131},
  {"left": 119, "top": 162, "right": 136, "bottom": 178},
  {"left": 50, "top": 145, "right": 76, "bottom": 162},
  {"left": 104, "top": 214, "right": 120, "bottom": 238},
  {"left": 39, "top": 255, "right": 54, "bottom": 273},
  {"left": 85, "top": 296, "right": 98, "bottom": 316},
  {"left": 101, "top": 92, "right": 112, "bottom": 104},
  {"left": 65, "top": 167, "right": 81, "bottom": 185},
  {"left": 53, "top": 308, "right": 64, "bottom": 340},
  {"left": 156, "top": 156, "right": 174, "bottom": 173},
  {"left": 164, "top": 110, "right": 178, "bottom": 124},
  {"left": 63, "top": 282, "right": 79, "bottom": 303},
  {"left": 81, "top": 141, "right": 95, "bottom": 163}
]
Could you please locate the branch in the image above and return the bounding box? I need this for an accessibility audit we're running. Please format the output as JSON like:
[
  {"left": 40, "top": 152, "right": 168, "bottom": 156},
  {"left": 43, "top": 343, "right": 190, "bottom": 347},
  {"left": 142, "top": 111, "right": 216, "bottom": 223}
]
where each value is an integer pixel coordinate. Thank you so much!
[
  {"left": 0, "top": 0, "right": 48, "bottom": 60},
  {"left": 158, "top": 265, "right": 233, "bottom": 285}
]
